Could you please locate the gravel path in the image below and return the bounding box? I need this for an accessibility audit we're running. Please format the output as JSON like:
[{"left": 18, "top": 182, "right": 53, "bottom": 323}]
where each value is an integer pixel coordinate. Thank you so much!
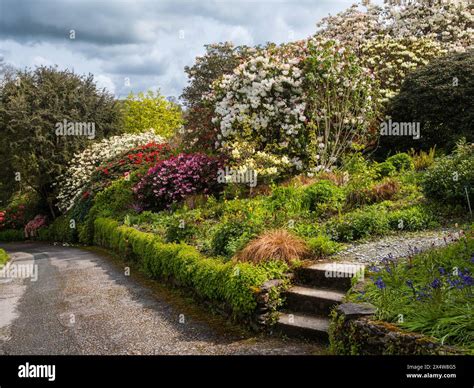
[
  {"left": 333, "top": 229, "right": 462, "bottom": 264},
  {"left": 0, "top": 242, "right": 325, "bottom": 355}
]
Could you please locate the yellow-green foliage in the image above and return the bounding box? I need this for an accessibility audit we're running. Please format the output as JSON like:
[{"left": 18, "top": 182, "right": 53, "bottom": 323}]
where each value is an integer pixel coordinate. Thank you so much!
[
  {"left": 0, "top": 248, "right": 9, "bottom": 266},
  {"left": 361, "top": 36, "right": 446, "bottom": 102},
  {"left": 122, "top": 90, "right": 184, "bottom": 138}
]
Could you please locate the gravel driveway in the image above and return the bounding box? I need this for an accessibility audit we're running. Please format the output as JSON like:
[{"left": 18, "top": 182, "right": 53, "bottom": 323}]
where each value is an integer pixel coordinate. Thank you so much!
[{"left": 0, "top": 242, "right": 324, "bottom": 355}]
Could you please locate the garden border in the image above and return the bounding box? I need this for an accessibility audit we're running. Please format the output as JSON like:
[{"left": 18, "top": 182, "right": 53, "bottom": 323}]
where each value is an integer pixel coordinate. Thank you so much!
[{"left": 329, "top": 302, "right": 466, "bottom": 355}]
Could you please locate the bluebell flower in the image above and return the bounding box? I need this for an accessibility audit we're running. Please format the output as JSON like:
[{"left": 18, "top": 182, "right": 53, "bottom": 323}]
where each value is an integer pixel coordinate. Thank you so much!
[
  {"left": 406, "top": 280, "right": 414, "bottom": 289},
  {"left": 430, "top": 278, "right": 442, "bottom": 289},
  {"left": 460, "top": 274, "right": 473, "bottom": 286},
  {"left": 438, "top": 267, "right": 446, "bottom": 275},
  {"left": 374, "top": 277, "right": 386, "bottom": 290}
]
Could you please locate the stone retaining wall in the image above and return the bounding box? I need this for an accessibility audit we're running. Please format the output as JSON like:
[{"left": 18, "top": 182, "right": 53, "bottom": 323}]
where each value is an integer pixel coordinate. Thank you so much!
[{"left": 329, "top": 303, "right": 465, "bottom": 355}]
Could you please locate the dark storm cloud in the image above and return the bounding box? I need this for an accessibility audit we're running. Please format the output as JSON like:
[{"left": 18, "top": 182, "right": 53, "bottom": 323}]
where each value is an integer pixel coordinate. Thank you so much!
[
  {"left": 0, "top": 0, "right": 361, "bottom": 97},
  {"left": 0, "top": 0, "right": 149, "bottom": 44}
]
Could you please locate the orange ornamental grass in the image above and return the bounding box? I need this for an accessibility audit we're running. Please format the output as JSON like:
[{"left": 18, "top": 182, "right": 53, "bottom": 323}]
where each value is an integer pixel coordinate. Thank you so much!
[{"left": 235, "top": 229, "right": 309, "bottom": 264}]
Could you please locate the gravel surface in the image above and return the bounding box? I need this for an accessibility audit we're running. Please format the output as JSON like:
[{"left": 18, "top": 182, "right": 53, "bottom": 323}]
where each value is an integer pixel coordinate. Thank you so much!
[
  {"left": 333, "top": 229, "right": 462, "bottom": 264},
  {"left": 0, "top": 242, "right": 325, "bottom": 355}
]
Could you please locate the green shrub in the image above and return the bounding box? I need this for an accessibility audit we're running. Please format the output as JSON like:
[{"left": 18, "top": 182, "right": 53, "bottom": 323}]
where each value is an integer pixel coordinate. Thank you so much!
[
  {"left": 79, "top": 177, "right": 138, "bottom": 245},
  {"left": 93, "top": 178, "right": 135, "bottom": 219},
  {"left": 39, "top": 215, "right": 78, "bottom": 243},
  {"left": 387, "top": 206, "right": 436, "bottom": 232},
  {"left": 422, "top": 142, "right": 474, "bottom": 209},
  {"left": 292, "top": 223, "right": 322, "bottom": 239},
  {"left": 386, "top": 153, "right": 414, "bottom": 172},
  {"left": 268, "top": 185, "right": 305, "bottom": 216},
  {"left": 0, "top": 229, "right": 25, "bottom": 242},
  {"left": 327, "top": 205, "right": 390, "bottom": 242},
  {"left": 0, "top": 248, "right": 9, "bottom": 266},
  {"left": 302, "top": 180, "right": 344, "bottom": 213},
  {"left": 93, "top": 217, "right": 288, "bottom": 317},
  {"left": 375, "top": 161, "right": 396, "bottom": 179},
  {"left": 409, "top": 147, "right": 436, "bottom": 171},
  {"left": 306, "top": 234, "right": 342, "bottom": 258},
  {"left": 164, "top": 210, "right": 202, "bottom": 243},
  {"left": 210, "top": 217, "right": 263, "bottom": 258},
  {"left": 382, "top": 50, "right": 474, "bottom": 153}
]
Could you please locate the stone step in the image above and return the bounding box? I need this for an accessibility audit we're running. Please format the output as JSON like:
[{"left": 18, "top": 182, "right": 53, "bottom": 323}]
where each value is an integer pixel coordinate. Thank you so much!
[
  {"left": 276, "top": 312, "right": 329, "bottom": 341},
  {"left": 284, "top": 285, "right": 345, "bottom": 316},
  {"left": 295, "top": 262, "right": 362, "bottom": 291}
]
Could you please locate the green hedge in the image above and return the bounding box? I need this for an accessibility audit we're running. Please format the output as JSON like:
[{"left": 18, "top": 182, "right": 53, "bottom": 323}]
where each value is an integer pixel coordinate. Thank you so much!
[
  {"left": 0, "top": 229, "right": 25, "bottom": 242},
  {"left": 37, "top": 215, "right": 78, "bottom": 243},
  {"left": 93, "top": 217, "right": 288, "bottom": 318}
]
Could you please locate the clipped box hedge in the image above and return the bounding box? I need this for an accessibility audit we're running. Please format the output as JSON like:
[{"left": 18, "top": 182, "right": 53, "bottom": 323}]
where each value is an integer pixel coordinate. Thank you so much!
[
  {"left": 93, "top": 217, "right": 287, "bottom": 318},
  {"left": 0, "top": 229, "right": 25, "bottom": 242}
]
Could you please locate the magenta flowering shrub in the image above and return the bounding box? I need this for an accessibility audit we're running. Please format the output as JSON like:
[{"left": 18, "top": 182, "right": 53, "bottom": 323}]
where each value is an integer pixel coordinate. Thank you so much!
[
  {"left": 133, "top": 153, "right": 224, "bottom": 211},
  {"left": 24, "top": 214, "right": 48, "bottom": 237}
]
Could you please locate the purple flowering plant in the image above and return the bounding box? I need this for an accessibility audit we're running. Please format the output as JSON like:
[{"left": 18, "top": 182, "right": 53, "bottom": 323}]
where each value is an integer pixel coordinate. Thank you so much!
[
  {"left": 352, "top": 233, "right": 474, "bottom": 349},
  {"left": 133, "top": 153, "right": 225, "bottom": 211}
]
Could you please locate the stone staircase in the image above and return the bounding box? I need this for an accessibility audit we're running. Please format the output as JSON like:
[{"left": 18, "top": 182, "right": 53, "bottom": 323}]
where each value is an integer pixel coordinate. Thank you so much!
[{"left": 275, "top": 262, "right": 355, "bottom": 341}]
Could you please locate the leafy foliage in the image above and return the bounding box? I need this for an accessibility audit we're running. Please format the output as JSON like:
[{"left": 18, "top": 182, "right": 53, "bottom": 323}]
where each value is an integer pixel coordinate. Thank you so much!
[
  {"left": 0, "top": 248, "right": 9, "bottom": 266},
  {"left": 422, "top": 141, "right": 474, "bottom": 209},
  {"left": 353, "top": 234, "right": 474, "bottom": 351},
  {"left": 0, "top": 66, "right": 122, "bottom": 216},
  {"left": 93, "top": 217, "right": 288, "bottom": 317},
  {"left": 122, "top": 90, "right": 184, "bottom": 138},
  {"left": 384, "top": 50, "right": 474, "bottom": 152}
]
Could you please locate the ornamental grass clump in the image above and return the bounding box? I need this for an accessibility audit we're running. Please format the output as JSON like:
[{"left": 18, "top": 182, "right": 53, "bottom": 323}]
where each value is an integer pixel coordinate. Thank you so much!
[{"left": 235, "top": 229, "right": 308, "bottom": 264}]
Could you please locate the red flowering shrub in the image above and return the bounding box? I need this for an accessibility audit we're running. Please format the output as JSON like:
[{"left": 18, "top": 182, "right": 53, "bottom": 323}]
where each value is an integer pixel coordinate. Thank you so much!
[
  {"left": 0, "top": 204, "right": 27, "bottom": 230},
  {"left": 88, "top": 142, "right": 174, "bottom": 195},
  {"left": 24, "top": 214, "right": 48, "bottom": 237},
  {"left": 133, "top": 153, "right": 224, "bottom": 211}
]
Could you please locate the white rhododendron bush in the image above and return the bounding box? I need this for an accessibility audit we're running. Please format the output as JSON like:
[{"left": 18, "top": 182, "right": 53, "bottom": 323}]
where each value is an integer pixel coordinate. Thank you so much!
[
  {"left": 211, "top": 42, "right": 307, "bottom": 179},
  {"left": 360, "top": 36, "right": 446, "bottom": 101},
  {"left": 316, "top": 1, "right": 473, "bottom": 100},
  {"left": 210, "top": 38, "right": 379, "bottom": 179},
  {"left": 317, "top": 1, "right": 473, "bottom": 53},
  {"left": 56, "top": 131, "right": 164, "bottom": 211}
]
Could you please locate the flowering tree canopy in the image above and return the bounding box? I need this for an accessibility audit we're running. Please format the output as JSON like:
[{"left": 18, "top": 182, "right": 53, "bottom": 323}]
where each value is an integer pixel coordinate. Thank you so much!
[
  {"left": 360, "top": 36, "right": 446, "bottom": 101},
  {"left": 316, "top": 1, "right": 473, "bottom": 54},
  {"left": 316, "top": 1, "right": 473, "bottom": 101}
]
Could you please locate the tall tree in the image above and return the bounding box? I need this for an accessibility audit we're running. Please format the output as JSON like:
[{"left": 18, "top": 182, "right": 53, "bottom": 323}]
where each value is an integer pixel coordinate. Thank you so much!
[
  {"left": 0, "top": 66, "right": 122, "bottom": 217},
  {"left": 122, "top": 90, "right": 183, "bottom": 138},
  {"left": 180, "top": 42, "right": 253, "bottom": 152}
]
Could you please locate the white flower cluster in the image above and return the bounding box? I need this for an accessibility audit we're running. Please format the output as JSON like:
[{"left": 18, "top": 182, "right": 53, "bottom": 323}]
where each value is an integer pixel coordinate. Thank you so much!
[
  {"left": 210, "top": 38, "right": 378, "bottom": 176},
  {"left": 212, "top": 45, "right": 306, "bottom": 148},
  {"left": 317, "top": 1, "right": 473, "bottom": 54},
  {"left": 55, "top": 131, "right": 164, "bottom": 212},
  {"left": 360, "top": 36, "right": 446, "bottom": 102},
  {"left": 222, "top": 140, "right": 298, "bottom": 180}
]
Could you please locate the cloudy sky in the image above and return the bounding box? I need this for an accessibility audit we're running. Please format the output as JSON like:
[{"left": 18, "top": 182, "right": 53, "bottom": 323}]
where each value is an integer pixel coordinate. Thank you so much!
[{"left": 0, "top": 0, "right": 372, "bottom": 100}]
